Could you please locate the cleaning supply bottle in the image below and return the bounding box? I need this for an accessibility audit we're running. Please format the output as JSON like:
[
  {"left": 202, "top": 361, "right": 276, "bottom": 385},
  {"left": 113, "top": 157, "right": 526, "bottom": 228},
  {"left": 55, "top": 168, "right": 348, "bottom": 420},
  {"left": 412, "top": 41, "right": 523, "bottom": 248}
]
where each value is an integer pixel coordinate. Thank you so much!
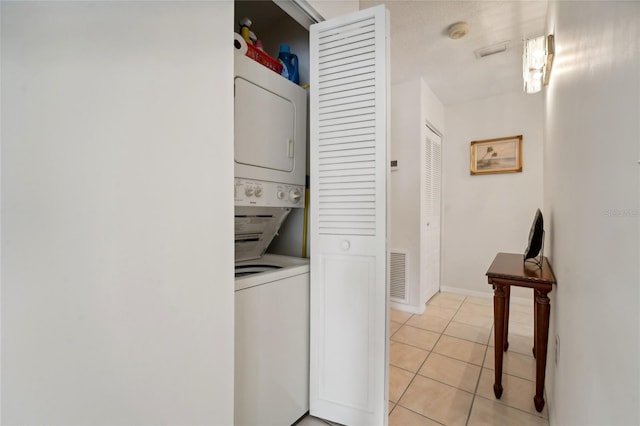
[
  {"left": 277, "top": 44, "right": 299, "bottom": 84},
  {"left": 238, "top": 17, "right": 253, "bottom": 45}
]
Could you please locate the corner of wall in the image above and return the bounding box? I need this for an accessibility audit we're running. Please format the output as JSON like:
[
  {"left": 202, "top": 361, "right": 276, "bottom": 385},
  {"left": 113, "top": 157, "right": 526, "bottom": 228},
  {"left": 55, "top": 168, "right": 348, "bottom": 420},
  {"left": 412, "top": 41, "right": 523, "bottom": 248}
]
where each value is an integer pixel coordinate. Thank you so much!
[{"left": 419, "top": 77, "right": 445, "bottom": 135}]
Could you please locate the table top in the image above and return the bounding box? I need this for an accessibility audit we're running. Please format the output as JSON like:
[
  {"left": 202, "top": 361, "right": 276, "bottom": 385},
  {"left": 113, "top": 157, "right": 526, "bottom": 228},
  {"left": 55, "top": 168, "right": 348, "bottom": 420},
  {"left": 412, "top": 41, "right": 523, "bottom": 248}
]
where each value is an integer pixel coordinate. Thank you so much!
[{"left": 486, "top": 252, "right": 556, "bottom": 285}]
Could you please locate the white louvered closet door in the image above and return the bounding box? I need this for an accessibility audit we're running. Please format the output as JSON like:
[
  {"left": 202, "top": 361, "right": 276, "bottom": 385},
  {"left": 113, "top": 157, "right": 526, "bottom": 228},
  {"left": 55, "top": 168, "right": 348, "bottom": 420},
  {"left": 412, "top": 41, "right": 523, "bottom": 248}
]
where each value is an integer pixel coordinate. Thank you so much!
[
  {"left": 421, "top": 126, "right": 442, "bottom": 303},
  {"left": 309, "top": 5, "right": 389, "bottom": 426}
]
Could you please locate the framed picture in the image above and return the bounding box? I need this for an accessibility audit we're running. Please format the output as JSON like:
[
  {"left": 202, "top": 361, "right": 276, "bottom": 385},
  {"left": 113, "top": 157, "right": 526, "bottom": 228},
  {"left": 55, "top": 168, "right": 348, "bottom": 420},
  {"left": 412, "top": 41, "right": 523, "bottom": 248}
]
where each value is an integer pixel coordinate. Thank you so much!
[{"left": 470, "top": 135, "right": 523, "bottom": 175}]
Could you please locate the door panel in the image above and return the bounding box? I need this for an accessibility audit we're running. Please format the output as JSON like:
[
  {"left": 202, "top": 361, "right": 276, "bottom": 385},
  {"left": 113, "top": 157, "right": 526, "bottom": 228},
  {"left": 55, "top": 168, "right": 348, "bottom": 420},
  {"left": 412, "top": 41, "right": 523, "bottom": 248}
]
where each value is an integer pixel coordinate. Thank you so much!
[
  {"left": 317, "top": 254, "right": 375, "bottom": 410},
  {"left": 310, "top": 5, "right": 389, "bottom": 425}
]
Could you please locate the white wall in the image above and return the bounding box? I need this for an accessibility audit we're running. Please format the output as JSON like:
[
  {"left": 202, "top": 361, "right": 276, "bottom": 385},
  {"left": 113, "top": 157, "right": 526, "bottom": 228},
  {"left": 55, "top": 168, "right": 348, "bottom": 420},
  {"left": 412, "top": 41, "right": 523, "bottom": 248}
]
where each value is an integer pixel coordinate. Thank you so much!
[
  {"left": 1, "top": 2, "right": 235, "bottom": 424},
  {"left": 309, "top": 0, "right": 359, "bottom": 20},
  {"left": 421, "top": 80, "right": 444, "bottom": 135},
  {"left": 544, "top": 2, "right": 640, "bottom": 425},
  {"left": 390, "top": 79, "right": 422, "bottom": 310},
  {"left": 390, "top": 78, "right": 444, "bottom": 312},
  {"left": 442, "top": 91, "right": 544, "bottom": 299}
]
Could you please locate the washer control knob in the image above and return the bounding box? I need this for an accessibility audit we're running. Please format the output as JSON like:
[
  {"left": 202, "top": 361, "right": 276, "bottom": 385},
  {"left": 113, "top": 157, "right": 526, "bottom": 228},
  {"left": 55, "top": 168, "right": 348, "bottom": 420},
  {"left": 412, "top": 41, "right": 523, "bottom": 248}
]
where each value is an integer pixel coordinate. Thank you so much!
[
  {"left": 254, "top": 186, "right": 263, "bottom": 197},
  {"left": 245, "top": 187, "right": 254, "bottom": 197},
  {"left": 277, "top": 190, "right": 286, "bottom": 200},
  {"left": 289, "top": 188, "right": 302, "bottom": 204}
]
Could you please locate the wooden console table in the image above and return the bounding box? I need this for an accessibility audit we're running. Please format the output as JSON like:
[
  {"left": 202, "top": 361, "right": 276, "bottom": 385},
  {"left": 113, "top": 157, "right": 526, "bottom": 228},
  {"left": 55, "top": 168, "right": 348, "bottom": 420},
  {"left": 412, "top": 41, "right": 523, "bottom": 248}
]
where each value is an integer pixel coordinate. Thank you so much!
[{"left": 486, "top": 252, "right": 556, "bottom": 412}]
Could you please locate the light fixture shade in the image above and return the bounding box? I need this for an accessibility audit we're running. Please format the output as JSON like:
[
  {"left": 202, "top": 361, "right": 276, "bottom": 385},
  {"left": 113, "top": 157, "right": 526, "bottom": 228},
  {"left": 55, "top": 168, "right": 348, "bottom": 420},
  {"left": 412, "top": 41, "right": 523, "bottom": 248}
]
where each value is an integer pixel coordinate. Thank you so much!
[{"left": 523, "top": 34, "right": 554, "bottom": 94}]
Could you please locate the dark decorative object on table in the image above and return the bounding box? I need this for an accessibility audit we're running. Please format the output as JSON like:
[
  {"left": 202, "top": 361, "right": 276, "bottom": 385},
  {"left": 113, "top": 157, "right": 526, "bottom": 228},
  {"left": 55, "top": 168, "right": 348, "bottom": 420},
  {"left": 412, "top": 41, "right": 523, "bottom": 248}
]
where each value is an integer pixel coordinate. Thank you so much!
[{"left": 524, "top": 208, "right": 544, "bottom": 268}]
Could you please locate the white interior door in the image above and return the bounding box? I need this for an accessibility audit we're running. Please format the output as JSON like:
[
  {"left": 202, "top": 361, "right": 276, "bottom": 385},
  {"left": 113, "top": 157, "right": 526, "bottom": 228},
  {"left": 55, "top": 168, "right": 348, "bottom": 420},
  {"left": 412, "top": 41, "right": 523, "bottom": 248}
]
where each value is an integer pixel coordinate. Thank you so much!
[
  {"left": 309, "top": 5, "right": 389, "bottom": 426},
  {"left": 421, "top": 126, "right": 442, "bottom": 302}
]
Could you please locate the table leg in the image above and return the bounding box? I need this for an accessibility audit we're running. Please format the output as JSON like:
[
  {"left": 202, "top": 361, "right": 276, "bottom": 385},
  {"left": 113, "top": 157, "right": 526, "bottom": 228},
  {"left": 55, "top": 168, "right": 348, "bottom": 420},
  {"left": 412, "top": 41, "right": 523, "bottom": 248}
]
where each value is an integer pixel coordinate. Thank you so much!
[
  {"left": 504, "top": 285, "right": 510, "bottom": 351},
  {"left": 533, "top": 293, "right": 537, "bottom": 358},
  {"left": 493, "top": 283, "right": 506, "bottom": 399},
  {"left": 533, "top": 289, "right": 551, "bottom": 412}
]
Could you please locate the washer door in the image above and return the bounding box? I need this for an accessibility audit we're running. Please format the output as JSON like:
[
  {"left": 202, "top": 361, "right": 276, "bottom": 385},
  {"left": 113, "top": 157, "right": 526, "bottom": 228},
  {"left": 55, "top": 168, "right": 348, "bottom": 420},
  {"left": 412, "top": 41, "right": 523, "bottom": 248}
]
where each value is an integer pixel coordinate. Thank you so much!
[{"left": 234, "top": 264, "right": 282, "bottom": 278}]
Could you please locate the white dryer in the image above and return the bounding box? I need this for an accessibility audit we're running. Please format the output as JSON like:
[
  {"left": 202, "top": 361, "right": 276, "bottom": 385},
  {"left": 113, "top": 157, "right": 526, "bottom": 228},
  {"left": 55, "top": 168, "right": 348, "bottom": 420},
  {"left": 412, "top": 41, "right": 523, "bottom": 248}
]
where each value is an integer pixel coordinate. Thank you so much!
[{"left": 234, "top": 48, "right": 307, "bottom": 208}]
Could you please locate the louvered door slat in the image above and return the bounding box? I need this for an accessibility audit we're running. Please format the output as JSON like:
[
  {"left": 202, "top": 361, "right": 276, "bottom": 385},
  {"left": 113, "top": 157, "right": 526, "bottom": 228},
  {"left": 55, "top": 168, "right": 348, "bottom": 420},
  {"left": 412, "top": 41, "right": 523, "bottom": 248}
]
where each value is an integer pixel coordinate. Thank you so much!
[
  {"left": 318, "top": 127, "right": 375, "bottom": 141},
  {"left": 319, "top": 146, "right": 375, "bottom": 157},
  {"left": 319, "top": 155, "right": 376, "bottom": 167},
  {"left": 318, "top": 19, "right": 375, "bottom": 42},
  {"left": 319, "top": 28, "right": 375, "bottom": 50},
  {"left": 319, "top": 92, "right": 374, "bottom": 107},
  {"left": 318, "top": 174, "right": 374, "bottom": 184},
  {"left": 319, "top": 56, "right": 375, "bottom": 76},
  {"left": 319, "top": 140, "right": 375, "bottom": 152},
  {"left": 318, "top": 72, "right": 375, "bottom": 91},
  {"left": 319, "top": 70, "right": 374, "bottom": 88},
  {"left": 319, "top": 201, "right": 376, "bottom": 210},
  {"left": 319, "top": 194, "right": 376, "bottom": 203},
  {"left": 319, "top": 176, "right": 375, "bottom": 185},
  {"left": 320, "top": 208, "right": 375, "bottom": 216},
  {"left": 320, "top": 116, "right": 376, "bottom": 129},
  {"left": 319, "top": 44, "right": 376, "bottom": 64},
  {"left": 319, "top": 37, "right": 375, "bottom": 58},
  {"left": 320, "top": 106, "right": 375, "bottom": 122},
  {"left": 319, "top": 185, "right": 376, "bottom": 195},
  {"left": 318, "top": 163, "right": 375, "bottom": 172},
  {"left": 320, "top": 101, "right": 375, "bottom": 117}
]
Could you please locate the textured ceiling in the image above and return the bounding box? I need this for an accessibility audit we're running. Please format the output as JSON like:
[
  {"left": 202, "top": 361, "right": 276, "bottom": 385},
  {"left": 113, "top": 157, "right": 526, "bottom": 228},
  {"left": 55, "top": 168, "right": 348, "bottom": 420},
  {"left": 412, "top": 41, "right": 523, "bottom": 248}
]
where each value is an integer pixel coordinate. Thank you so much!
[{"left": 361, "top": 0, "right": 549, "bottom": 105}]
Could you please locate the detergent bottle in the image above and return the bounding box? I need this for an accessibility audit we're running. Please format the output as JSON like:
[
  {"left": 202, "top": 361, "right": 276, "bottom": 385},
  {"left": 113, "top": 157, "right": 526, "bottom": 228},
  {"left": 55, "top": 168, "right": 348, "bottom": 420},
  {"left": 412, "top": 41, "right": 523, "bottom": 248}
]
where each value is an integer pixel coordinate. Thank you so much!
[{"left": 277, "top": 44, "right": 299, "bottom": 84}]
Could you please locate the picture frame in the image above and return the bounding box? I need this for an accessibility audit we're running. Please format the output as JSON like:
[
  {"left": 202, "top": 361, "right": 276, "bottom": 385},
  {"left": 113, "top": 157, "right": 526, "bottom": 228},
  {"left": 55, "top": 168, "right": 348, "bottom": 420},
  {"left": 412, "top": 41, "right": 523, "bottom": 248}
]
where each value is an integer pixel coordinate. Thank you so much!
[{"left": 470, "top": 135, "right": 523, "bottom": 175}]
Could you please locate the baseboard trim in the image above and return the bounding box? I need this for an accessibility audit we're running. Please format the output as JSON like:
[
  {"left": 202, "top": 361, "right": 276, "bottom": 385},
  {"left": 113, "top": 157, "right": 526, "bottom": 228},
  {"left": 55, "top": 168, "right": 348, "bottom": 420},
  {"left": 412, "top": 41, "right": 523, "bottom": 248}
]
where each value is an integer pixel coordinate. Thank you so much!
[{"left": 390, "top": 300, "right": 425, "bottom": 315}]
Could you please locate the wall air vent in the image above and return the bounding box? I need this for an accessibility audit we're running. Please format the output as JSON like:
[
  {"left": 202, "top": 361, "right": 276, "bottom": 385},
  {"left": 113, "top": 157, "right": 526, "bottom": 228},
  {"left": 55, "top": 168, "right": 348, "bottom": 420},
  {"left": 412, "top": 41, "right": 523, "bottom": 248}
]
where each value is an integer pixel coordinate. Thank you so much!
[{"left": 390, "top": 250, "right": 408, "bottom": 302}]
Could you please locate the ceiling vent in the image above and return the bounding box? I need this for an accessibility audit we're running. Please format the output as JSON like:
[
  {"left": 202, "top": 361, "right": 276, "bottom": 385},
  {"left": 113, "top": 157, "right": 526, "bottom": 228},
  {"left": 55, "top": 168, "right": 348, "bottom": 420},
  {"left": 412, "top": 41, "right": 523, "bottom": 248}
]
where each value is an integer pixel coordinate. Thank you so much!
[{"left": 475, "top": 42, "right": 509, "bottom": 59}]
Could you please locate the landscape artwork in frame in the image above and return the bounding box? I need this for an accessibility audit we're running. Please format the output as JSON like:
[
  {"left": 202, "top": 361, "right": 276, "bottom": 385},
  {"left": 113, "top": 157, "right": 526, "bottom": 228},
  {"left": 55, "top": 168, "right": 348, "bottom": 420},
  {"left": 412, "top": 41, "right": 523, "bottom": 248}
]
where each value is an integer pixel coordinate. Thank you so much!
[{"left": 470, "top": 135, "right": 523, "bottom": 175}]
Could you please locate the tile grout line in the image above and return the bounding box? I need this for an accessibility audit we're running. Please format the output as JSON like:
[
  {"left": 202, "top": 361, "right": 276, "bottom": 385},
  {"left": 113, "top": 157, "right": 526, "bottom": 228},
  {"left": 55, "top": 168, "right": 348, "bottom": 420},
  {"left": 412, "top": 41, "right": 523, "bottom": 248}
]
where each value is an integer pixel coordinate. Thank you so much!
[
  {"left": 465, "top": 321, "right": 493, "bottom": 426},
  {"left": 390, "top": 294, "right": 469, "bottom": 423},
  {"left": 393, "top": 405, "right": 447, "bottom": 426},
  {"left": 392, "top": 325, "right": 491, "bottom": 351}
]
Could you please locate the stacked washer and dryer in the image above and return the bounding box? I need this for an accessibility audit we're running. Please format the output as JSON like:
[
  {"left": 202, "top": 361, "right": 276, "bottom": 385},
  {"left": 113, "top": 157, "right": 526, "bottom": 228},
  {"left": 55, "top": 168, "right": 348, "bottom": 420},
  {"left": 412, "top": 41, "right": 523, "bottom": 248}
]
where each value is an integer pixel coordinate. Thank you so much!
[{"left": 233, "top": 46, "right": 310, "bottom": 426}]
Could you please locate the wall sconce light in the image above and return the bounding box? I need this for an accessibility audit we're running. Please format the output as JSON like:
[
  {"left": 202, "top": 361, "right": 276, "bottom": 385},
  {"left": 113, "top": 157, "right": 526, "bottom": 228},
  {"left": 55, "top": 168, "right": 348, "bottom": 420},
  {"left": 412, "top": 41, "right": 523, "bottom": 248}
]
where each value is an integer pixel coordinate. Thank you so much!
[{"left": 523, "top": 34, "right": 554, "bottom": 94}]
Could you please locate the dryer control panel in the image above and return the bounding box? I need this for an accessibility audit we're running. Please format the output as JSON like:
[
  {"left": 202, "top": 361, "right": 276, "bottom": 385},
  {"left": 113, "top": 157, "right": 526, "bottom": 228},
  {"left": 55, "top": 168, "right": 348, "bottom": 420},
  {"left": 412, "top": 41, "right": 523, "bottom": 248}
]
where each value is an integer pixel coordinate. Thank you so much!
[{"left": 235, "top": 178, "right": 305, "bottom": 208}]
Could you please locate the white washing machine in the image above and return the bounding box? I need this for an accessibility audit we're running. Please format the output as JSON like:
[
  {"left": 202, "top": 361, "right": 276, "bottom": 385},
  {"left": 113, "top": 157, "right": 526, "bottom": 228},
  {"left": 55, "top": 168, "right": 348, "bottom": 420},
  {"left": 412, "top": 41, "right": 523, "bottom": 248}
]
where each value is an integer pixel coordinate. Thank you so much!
[
  {"left": 234, "top": 203, "right": 309, "bottom": 426},
  {"left": 234, "top": 227, "right": 310, "bottom": 426}
]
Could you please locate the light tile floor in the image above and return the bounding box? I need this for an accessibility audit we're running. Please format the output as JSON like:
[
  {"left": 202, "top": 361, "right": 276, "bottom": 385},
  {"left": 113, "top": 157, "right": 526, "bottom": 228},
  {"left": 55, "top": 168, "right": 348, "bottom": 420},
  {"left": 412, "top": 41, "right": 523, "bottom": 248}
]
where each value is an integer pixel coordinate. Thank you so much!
[{"left": 299, "top": 292, "right": 549, "bottom": 426}]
